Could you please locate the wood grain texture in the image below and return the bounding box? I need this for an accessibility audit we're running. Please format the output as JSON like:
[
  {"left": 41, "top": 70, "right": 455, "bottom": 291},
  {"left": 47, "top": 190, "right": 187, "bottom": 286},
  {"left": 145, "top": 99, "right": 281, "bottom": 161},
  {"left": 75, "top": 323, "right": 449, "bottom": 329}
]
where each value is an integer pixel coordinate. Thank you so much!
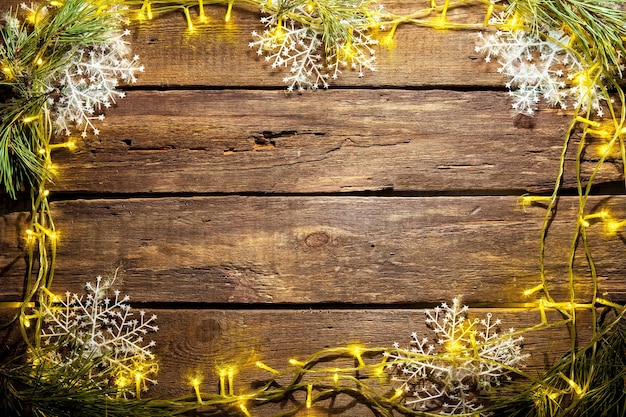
[
  {"left": 2, "top": 196, "right": 626, "bottom": 304},
  {"left": 48, "top": 89, "right": 621, "bottom": 194}
]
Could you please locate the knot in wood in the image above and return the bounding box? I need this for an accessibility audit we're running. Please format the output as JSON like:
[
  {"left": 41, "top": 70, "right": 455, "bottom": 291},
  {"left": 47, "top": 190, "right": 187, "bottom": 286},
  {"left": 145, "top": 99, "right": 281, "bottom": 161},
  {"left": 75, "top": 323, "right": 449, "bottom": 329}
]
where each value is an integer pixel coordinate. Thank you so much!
[{"left": 304, "top": 231, "right": 331, "bottom": 248}]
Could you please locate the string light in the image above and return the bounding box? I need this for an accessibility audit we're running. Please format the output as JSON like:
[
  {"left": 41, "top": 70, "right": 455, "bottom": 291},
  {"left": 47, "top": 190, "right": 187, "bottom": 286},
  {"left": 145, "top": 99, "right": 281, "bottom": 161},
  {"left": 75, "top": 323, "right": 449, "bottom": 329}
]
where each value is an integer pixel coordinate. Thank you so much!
[
  {"left": 288, "top": 358, "right": 305, "bottom": 367},
  {"left": 191, "top": 376, "right": 203, "bottom": 404},
  {"left": 183, "top": 7, "right": 194, "bottom": 32},
  {"left": 523, "top": 283, "right": 544, "bottom": 296},
  {"left": 604, "top": 218, "right": 626, "bottom": 236},
  {"left": 255, "top": 361, "right": 279, "bottom": 374},
  {"left": 239, "top": 403, "right": 252, "bottom": 417},
  {"left": 219, "top": 369, "right": 227, "bottom": 396},
  {"left": 224, "top": 0, "right": 234, "bottom": 22},
  {"left": 227, "top": 368, "right": 235, "bottom": 396},
  {"left": 349, "top": 345, "right": 366, "bottom": 368},
  {"left": 305, "top": 384, "right": 313, "bottom": 408},
  {"left": 559, "top": 372, "right": 584, "bottom": 396},
  {"left": 389, "top": 388, "right": 404, "bottom": 401},
  {"left": 135, "top": 371, "right": 143, "bottom": 399}
]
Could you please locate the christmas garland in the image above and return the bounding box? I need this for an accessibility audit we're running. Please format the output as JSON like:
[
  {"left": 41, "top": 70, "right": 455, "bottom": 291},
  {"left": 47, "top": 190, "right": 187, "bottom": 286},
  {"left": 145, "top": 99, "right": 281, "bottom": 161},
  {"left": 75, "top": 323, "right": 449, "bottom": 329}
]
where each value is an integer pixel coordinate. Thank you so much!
[{"left": 1, "top": 0, "right": 626, "bottom": 416}]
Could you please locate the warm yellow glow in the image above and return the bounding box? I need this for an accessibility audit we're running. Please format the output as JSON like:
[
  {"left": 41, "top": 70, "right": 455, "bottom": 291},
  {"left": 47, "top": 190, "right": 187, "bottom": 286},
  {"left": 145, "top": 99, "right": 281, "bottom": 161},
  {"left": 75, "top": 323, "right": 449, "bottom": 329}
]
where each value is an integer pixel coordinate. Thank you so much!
[
  {"left": 225, "top": 0, "right": 234, "bottom": 22},
  {"left": 306, "top": 384, "right": 313, "bottom": 408},
  {"left": 581, "top": 210, "right": 609, "bottom": 228},
  {"left": 219, "top": 369, "right": 227, "bottom": 396},
  {"left": 36, "top": 57, "right": 43, "bottom": 66},
  {"left": 191, "top": 376, "right": 203, "bottom": 404},
  {"left": 518, "top": 195, "right": 552, "bottom": 211},
  {"left": 523, "top": 284, "right": 543, "bottom": 296},
  {"left": 135, "top": 371, "right": 143, "bottom": 398},
  {"left": 239, "top": 403, "right": 252, "bottom": 417},
  {"left": 306, "top": 1, "right": 315, "bottom": 13},
  {"left": 575, "top": 116, "right": 601, "bottom": 127},
  {"left": 22, "top": 115, "right": 39, "bottom": 123},
  {"left": 446, "top": 339, "right": 463, "bottom": 353},
  {"left": 183, "top": 7, "right": 194, "bottom": 31},
  {"left": 597, "top": 142, "right": 614, "bottom": 157},
  {"left": 198, "top": 0, "right": 207, "bottom": 22},
  {"left": 390, "top": 388, "right": 404, "bottom": 401},
  {"left": 349, "top": 345, "right": 366, "bottom": 367},
  {"left": 228, "top": 368, "right": 235, "bottom": 396},
  {"left": 116, "top": 376, "right": 128, "bottom": 388},
  {"left": 23, "top": 318, "right": 31, "bottom": 328},
  {"left": 255, "top": 361, "right": 279, "bottom": 374},
  {"left": 502, "top": 12, "right": 523, "bottom": 31},
  {"left": 289, "top": 358, "right": 305, "bottom": 366},
  {"left": 483, "top": 3, "right": 494, "bottom": 26},
  {"left": 50, "top": 1, "right": 64, "bottom": 6},
  {"left": 604, "top": 219, "right": 626, "bottom": 236},
  {"left": 333, "top": 372, "right": 339, "bottom": 387},
  {"left": 559, "top": 373, "right": 584, "bottom": 395}
]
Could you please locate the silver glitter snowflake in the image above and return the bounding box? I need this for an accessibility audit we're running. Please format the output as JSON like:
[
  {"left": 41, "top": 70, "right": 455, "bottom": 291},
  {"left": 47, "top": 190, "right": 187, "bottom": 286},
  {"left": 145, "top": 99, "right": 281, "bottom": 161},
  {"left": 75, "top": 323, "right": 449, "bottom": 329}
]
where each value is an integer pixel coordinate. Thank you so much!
[{"left": 384, "top": 298, "right": 527, "bottom": 416}]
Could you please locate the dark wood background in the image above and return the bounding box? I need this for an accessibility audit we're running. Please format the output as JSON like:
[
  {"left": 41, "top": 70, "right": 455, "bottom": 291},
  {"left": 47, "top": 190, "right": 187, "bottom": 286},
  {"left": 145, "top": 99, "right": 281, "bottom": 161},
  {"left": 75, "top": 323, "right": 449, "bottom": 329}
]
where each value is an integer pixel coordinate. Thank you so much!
[{"left": 1, "top": 0, "right": 625, "bottom": 414}]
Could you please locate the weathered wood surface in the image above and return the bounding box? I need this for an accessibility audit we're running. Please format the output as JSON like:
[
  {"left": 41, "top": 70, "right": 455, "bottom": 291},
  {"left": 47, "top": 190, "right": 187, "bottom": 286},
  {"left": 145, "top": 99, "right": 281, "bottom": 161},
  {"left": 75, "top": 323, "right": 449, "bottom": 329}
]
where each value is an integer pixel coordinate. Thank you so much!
[
  {"left": 1, "top": 1, "right": 625, "bottom": 414},
  {"left": 2, "top": 195, "right": 626, "bottom": 304},
  {"left": 47, "top": 89, "right": 620, "bottom": 195}
]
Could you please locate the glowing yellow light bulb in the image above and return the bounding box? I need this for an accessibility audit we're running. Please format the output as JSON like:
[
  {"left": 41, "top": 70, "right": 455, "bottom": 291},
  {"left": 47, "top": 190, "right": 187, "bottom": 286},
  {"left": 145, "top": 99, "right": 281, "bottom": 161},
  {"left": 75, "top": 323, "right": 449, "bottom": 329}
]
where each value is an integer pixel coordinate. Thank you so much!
[
  {"left": 502, "top": 12, "right": 523, "bottom": 31},
  {"left": 191, "top": 376, "right": 203, "bottom": 404},
  {"left": 36, "top": 57, "right": 43, "bottom": 66},
  {"left": 23, "top": 318, "right": 31, "bottom": 328},
  {"left": 183, "top": 7, "right": 194, "bottom": 31},
  {"left": 135, "top": 371, "right": 143, "bottom": 398},
  {"left": 306, "top": 1, "right": 315, "bottom": 12},
  {"left": 219, "top": 369, "right": 227, "bottom": 396},
  {"left": 446, "top": 339, "right": 463, "bottom": 353},
  {"left": 198, "top": 0, "right": 207, "bottom": 22},
  {"left": 333, "top": 372, "right": 339, "bottom": 387},
  {"left": 523, "top": 284, "right": 543, "bottom": 296},
  {"left": 598, "top": 142, "right": 613, "bottom": 157},
  {"left": 255, "top": 361, "right": 279, "bottom": 374},
  {"left": 349, "top": 345, "right": 366, "bottom": 367},
  {"left": 575, "top": 116, "right": 601, "bottom": 127},
  {"left": 289, "top": 358, "right": 305, "bottom": 366},
  {"left": 604, "top": 219, "right": 626, "bottom": 236},
  {"left": 227, "top": 368, "right": 234, "bottom": 396},
  {"left": 225, "top": 0, "right": 234, "bottom": 22},
  {"left": 22, "top": 115, "right": 38, "bottom": 123},
  {"left": 390, "top": 388, "right": 404, "bottom": 401},
  {"left": 239, "top": 403, "right": 252, "bottom": 417}
]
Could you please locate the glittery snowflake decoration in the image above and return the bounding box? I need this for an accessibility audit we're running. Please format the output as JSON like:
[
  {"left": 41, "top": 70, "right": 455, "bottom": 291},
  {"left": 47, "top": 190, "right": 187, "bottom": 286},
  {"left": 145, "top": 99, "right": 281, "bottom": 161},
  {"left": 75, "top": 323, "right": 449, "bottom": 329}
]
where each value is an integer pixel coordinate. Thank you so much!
[
  {"left": 249, "top": 0, "right": 381, "bottom": 91},
  {"left": 384, "top": 298, "right": 527, "bottom": 416},
  {"left": 19, "top": 2, "right": 144, "bottom": 138},
  {"left": 475, "top": 16, "right": 606, "bottom": 116},
  {"left": 37, "top": 274, "right": 158, "bottom": 397}
]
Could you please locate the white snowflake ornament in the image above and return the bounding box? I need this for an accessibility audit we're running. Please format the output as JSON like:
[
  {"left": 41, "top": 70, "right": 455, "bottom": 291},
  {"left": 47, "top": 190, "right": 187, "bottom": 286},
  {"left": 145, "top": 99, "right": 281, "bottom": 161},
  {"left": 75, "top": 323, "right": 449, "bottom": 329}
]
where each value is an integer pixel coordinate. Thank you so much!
[
  {"left": 37, "top": 274, "right": 158, "bottom": 397},
  {"left": 385, "top": 298, "right": 527, "bottom": 416}
]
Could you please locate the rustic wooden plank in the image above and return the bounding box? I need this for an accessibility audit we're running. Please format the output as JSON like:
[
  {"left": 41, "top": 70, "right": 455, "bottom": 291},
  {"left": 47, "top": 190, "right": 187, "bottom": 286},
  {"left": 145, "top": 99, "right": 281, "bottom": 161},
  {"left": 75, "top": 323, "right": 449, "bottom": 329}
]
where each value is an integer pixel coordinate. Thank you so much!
[
  {"left": 127, "top": 2, "right": 500, "bottom": 88},
  {"left": 48, "top": 89, "right": 620, "bottom": 194},
  {"left": 2, "top": 196, "right": 626, "bottom": 304},
  {"left": 0, "top": 307, "right": 584, "bottom": 414},
  {"left": 1, "top": 0, "right": 502, "bottom": 88},
  {"left": 142, "top": 308, "right": 585, "bottom": 406}
]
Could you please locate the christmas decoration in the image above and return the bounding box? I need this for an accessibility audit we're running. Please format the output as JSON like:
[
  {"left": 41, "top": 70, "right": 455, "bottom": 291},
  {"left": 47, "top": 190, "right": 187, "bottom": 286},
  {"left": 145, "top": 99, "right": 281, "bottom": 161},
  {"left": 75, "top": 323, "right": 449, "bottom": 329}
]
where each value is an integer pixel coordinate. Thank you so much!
[{"left": 1, "top": 0, "right": 626, "bottom": 416}]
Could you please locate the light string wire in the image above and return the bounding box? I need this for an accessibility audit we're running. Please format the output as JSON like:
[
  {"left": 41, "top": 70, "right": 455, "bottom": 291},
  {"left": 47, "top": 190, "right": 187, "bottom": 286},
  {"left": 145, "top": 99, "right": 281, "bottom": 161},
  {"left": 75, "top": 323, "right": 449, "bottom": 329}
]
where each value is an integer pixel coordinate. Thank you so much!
[{"left": 2, "top": 0, "right": 626, "bottom": 415}]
